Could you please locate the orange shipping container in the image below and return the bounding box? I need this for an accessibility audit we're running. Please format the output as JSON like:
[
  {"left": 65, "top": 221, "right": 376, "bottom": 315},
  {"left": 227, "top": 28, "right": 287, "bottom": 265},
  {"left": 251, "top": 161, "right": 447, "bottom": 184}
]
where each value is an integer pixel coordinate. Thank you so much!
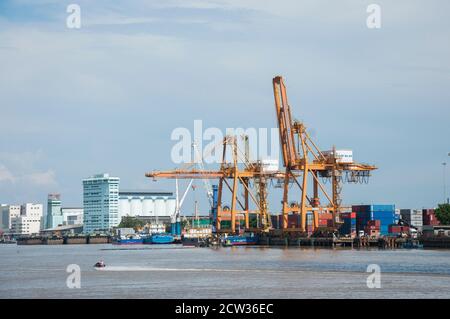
[{"left": 319, "top": 213, "right": 333, "bottom": 220}]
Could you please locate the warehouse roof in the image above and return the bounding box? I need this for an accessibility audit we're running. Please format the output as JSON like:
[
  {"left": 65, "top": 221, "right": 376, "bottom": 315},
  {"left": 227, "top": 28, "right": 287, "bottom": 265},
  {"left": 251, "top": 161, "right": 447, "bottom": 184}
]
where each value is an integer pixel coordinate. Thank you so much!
[{"left": 119, "top": 190, "right": 173, "bottom": 196}]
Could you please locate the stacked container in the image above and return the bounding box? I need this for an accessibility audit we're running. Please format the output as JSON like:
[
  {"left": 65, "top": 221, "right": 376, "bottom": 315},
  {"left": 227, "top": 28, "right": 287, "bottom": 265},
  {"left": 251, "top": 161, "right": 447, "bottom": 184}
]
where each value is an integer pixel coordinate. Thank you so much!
[
  {"left": 422, "top": 209, "right": 440, "bottom": 226},
  {"left": 271, "top": 215, "right": 281, "bottom": 229},
  {"left": 352, "top": 205, "right": 396, "bottom": 235},
  {"left": 400, "top": 209, "right": 423, "bottom": 228},
  {"left": 318, "top": 212, "right": 333, "bottom": 227},
  {"left": 269, "top": 213, "right": 336, "bottom": 230},
  {"left": 271, "top": 214, "right": 295, "bottom": 229},
  {"left": 191, "top": 219, "right": 211, "bottom": 228},
  {"left": 394, "top": 209, "right": 401, "bottom": 224},
  {"left": 306, "top": 213, "right": 314, "bottom": 235},
  {"left": 220, "top": 220, "right": 231, "bottom": 229},
  {"left": 282, "top": 213, "right": 314, "bottom": 229},
  {"left": 339, "top": 212, "right": 356, "bottom": 237},
  {"left": 287, "top": 214, "right": 299, "bottom": 228},
  {"left": 365, "top": 220, "right": 381, "bottom": 237},
  {"left": 388, "top": 224, "right": 410, "bottom": 235}
]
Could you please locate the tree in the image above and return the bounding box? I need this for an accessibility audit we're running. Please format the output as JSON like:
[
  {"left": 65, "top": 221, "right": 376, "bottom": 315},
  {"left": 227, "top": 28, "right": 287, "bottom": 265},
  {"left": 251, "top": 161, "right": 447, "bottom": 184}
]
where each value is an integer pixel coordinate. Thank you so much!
[
  {"left": 435, "top": 203, "right": 450, "bottom": 225},
  {"left": 118, "top": 216, "right": 144, "bottom": 231}
]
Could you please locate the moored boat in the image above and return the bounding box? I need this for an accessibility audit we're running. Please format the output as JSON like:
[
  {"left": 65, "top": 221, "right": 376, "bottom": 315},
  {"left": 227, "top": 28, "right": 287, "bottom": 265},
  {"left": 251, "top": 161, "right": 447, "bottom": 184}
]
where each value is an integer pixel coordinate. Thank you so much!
[
  {"left": 143, "top": 233, "right": 174, "bottom": 244},
  {"left": 112, "top": 234, "right": 144, "bottom": 245},
  {"left": 223, "top": 234, "right": 258, "bottom": 246},
  {"left": 182, "top": 236, "right": 207, "bottom": 247}
]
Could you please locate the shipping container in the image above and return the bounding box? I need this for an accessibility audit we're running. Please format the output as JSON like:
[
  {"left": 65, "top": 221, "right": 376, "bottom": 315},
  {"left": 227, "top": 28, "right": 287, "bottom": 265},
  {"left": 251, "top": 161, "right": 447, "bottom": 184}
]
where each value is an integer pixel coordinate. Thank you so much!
[
  {"left": 319, "top": 213, "right": 333, "bottom": 220},
  {"left": 318, "top": 219, "right": 328, "bottom": 227},
  {"left": 367, "top": 220, "right": 381, "bottom": 227},
  {"left": 422, "top": 209, "right": 440, "bottom": 226},
  {"left": 353, "top": 204, "right": 396, "bottom": 233},
  {"left": 389, "top": 224, "right": 410, "bottom": 234},
  {"left": 218, "top": 220, "right": 245, "bottom": 228},
  {"left": 340, "top": 213, "right": 357, "bottom": 235},
  {"left": 190, "top": 219, "right": 211, "bottom": 228},
  {"left": 271, "top": 215, "right": 281, "bottom": 229},
  {"left": 220, "top": 221, "right": 231, "bottom": 228},
  {"left": 287, "top": 214, "right": 300, "bottom": 228},
  {"left": 400, "top": 209, "right": 424, "bottom": 227},
  {"left": 260, "top": 159, "right": 279, "bottom": 173},
  {"left": 341, "top": 212, "right": 356, "bottom": 219},
  {"left": 322, "top": 149, "right": 353, "bottom": 163}
]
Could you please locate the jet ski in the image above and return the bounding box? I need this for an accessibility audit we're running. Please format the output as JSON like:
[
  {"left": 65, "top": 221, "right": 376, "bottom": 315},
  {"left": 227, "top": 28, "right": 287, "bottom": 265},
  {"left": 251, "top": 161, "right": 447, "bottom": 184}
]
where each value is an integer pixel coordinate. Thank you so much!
[{"left": 94, "top": 261, "right": 106, "bottom": 268}]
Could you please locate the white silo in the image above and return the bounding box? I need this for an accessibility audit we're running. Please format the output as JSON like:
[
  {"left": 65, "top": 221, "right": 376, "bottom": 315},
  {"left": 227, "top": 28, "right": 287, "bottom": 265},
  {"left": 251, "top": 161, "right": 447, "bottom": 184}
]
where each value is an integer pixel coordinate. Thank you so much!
[
  {"left": 155, "top": 198, "right": 166, "bottom": 216},
  {"left": 119, "top": 197, "right": 131, "bottom": 218},
  {"left": 166, "top": 198, "right": 176, "bottom": 217},
  {"left": 131, "top": 197, "right": 143, "bottom": 216},
  {"left": 142, "top": 197, "right": 155, "bottom": 216}
]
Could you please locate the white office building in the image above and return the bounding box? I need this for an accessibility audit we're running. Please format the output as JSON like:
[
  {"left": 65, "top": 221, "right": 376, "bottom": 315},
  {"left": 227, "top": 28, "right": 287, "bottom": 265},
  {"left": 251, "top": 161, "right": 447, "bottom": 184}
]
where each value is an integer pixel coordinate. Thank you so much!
[
  {"left": 119, "top": 190, "right": 176, "bottom": 220},
  {"left": 83, "top": 173, "right": 120, "bottom": 233},
  {"left": 10, "top": 203, "right": 44, "bottom": 235},
  {"left": 61, "top": 207, "right": 84, "bottom": 225},
  {"left": 0, "top": 204, "right": 4, "bottom": 231}
]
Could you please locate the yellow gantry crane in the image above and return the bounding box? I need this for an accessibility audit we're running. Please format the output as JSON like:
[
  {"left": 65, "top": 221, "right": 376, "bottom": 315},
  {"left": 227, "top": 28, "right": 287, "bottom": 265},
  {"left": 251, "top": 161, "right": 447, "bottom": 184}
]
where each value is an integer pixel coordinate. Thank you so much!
[
  {"left": 146, "top": 135, "right": 283, "bottom": 234},
  {"left": 146, "top": 76, "right": 377, "bottom": 235},
  {"left": 273, "top": 76, "right": 376, "bottom": 232}
]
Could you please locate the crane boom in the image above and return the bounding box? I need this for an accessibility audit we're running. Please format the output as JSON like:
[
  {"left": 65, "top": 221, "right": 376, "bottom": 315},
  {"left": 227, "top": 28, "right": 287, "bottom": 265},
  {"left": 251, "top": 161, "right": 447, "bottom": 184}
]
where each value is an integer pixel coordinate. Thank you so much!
[{"left": 273, "top": 76, "right": 299, "bottom": 168}]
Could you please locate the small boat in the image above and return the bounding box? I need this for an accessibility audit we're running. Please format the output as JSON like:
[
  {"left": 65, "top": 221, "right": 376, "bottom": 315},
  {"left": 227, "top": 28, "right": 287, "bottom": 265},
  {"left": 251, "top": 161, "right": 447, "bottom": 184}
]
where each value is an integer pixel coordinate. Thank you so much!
[{"left": 94, "top": 261, "right": 106, "bottom": 268}]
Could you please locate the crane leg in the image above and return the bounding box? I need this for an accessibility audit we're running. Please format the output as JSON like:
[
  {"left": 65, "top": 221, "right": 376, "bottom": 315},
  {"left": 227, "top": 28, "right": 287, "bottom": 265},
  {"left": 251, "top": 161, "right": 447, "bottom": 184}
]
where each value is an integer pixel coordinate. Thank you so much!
[
  {"left": 216, "top": 177, "right": 224, "bottom": 231},
  {"left": 282, "top": 169, "right": 290, "bottom": 230}
]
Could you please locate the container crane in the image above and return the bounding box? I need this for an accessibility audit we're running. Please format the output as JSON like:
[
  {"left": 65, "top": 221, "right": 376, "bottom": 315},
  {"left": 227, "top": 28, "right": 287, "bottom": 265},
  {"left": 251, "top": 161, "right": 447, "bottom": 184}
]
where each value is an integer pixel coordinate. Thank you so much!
[
  {"left": 146, "top": 135, "right": 283, "bottom": 234},
  {"left": 272, "top": 75, "right": 377, "bottom": 232},
  {"left": 146, "top": 75, "right": 377, "bottom": 236},
  {"left": 192, "top": 141, "right": 214, "bottom": 207},
  {"left": 171, "top": 178, "right": 194, "bottom": 237}
]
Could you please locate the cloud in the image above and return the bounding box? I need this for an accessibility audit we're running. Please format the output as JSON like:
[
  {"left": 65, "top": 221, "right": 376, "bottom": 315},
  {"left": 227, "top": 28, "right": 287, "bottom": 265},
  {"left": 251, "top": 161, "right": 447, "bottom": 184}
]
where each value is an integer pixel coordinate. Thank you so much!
[
  {"left": 84, "top": 16, "right": 159, "bottom": 27},
  {"left": 0, "top": 151, "right": 57, "bottom": 187},
  {"left": 25, "top": 170, "right": 57, "bottom": 186},
  {"left": 0, "top": 0, "right": 449, "bottom": 209},
  {"left": 0, "top": 164, "right": 15, "bottom": 183}
]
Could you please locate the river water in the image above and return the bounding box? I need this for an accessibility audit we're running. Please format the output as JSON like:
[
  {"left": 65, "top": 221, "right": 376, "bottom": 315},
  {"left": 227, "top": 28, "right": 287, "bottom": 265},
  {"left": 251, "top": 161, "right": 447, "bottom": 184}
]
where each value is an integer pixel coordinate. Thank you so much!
[{"left": 1, "top": 244, "right": 450, "bottom": 298}]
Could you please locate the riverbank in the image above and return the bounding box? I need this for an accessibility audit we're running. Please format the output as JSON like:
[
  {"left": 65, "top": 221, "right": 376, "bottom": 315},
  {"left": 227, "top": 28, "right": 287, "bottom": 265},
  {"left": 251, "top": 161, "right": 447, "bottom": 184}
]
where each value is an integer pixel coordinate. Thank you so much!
[{"left": 10, "top": 234, "right": 450, "bottom": 249}]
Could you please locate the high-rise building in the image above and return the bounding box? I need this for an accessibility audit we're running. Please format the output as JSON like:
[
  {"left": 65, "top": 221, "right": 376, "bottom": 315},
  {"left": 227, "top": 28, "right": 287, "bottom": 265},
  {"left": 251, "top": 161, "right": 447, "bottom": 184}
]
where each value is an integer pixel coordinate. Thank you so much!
[
  {"left": 83, "top": 173, "right": 120, "bottom": 233},
  {"left": 1, "top": 205, "right": 20, "bottom": 231},
  {"left": 11, "top": 203, "right": 43, "bottom": 235},
  {"left": 46, "top": 194, "right": 63, "bottom": 229}
]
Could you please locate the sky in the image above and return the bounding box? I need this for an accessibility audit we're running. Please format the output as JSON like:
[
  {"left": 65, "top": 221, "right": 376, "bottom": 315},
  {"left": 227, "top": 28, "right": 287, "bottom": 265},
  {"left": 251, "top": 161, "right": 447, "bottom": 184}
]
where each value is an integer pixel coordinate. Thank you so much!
[{"left": 0, "top": 0, "right": 449, "bottom": 213}]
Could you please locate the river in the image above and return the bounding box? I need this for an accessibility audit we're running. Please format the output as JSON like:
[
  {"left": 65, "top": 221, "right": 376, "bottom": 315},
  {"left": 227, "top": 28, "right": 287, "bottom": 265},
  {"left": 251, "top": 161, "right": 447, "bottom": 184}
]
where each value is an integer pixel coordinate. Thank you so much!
[{"left": 1, "top": 244, "right": 450, "bottom": 298}]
